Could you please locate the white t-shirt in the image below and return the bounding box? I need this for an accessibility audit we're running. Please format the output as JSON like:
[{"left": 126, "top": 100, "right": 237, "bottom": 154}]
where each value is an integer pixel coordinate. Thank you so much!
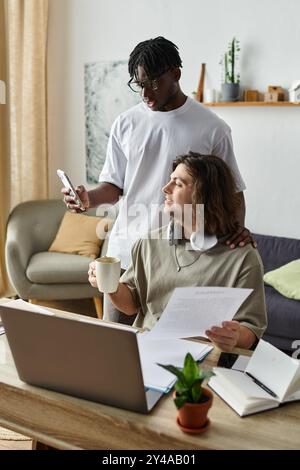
[{"left": 99, "top": 97, "right": 246, "bottom": 268}]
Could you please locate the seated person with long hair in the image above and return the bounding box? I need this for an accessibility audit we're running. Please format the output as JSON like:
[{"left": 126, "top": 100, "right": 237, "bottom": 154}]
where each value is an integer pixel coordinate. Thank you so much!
[{"left": 89, "top": 152, "right": 267, "bottom": 352}]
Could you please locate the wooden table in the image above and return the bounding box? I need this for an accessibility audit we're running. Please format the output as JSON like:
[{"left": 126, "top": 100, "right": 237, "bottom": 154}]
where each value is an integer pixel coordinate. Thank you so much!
[{"left": 0, "top": 303, "right": 299, "bottom": 449}]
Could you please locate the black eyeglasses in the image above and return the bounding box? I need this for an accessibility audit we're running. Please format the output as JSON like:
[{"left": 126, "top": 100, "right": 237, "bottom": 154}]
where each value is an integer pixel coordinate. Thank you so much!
[{"left": 127, "top": 69, "right": 170, "bottom": 93}]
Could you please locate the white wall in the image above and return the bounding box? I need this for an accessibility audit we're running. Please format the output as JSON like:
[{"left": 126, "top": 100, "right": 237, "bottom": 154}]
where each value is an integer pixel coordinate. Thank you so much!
[{"left": 48, "top": 0, "right": 300, "bottom": 238}]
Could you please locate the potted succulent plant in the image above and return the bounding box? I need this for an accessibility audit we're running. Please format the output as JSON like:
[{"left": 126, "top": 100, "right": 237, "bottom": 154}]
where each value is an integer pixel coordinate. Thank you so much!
[
  {"left": 220, "top": 37, "right": 241, "bottom": 102},
  {"left": 158, "top": 353, "right": 214, "bottom": 434}
]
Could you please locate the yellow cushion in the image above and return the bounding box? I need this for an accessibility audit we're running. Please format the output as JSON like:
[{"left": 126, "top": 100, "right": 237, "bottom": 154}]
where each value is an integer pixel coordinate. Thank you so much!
[
  {"left": 263, "top": 259, "right": 300, "bottom": 300},
  {"left": 49, "top": 211, "right": 112, "bottom": 259}
]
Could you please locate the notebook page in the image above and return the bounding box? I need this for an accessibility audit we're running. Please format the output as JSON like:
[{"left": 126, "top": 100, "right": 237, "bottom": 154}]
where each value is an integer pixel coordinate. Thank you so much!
[{"left": 245, "top": 340, "right": 299, "bottom": 402}]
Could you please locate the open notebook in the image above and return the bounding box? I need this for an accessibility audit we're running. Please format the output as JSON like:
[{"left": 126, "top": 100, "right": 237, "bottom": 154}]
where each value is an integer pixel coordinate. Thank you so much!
[{"left": 209, "top": 339, "right": 300, "bottom": 416}]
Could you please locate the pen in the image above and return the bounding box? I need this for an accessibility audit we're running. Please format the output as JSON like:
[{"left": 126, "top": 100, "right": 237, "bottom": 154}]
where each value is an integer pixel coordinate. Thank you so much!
[{"left": 245, "top": 372, "right": 278, "bottom": 398}]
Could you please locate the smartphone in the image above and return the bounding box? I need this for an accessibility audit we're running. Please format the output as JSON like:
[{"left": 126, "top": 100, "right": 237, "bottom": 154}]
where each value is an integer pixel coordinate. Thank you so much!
[
  {"left": 57, "top": 169, "right": 85, "bottom": 211},
  {"left": 217, "top": 352, "right": 250, "bottom": 372}
]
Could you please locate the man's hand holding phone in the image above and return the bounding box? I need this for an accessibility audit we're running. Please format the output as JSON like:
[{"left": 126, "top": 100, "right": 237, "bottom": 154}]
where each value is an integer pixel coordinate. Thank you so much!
[
  {"left": 62, "top": 185, "right": 89, "bottom": 213},
  {"left": 57, "top": 169, "right": 89, "bottom": 213}
]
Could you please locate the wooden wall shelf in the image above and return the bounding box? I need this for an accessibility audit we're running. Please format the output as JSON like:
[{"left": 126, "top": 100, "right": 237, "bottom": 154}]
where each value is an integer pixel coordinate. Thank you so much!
[{"left": 205, "top": 102, "right": 300, "bottom": 107}]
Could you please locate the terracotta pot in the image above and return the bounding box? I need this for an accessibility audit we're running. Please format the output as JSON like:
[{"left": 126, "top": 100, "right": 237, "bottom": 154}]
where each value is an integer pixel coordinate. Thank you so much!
[{"left": 175, "top": 387, "right": 213, "bottom": 430}]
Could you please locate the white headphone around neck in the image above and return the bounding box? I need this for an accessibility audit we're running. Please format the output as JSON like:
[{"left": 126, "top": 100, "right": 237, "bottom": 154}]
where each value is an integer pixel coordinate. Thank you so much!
[
  {"left": 167, "top": 218, "right": 218, "bottom": 251},
  {"left": 167, "top": 219, "right": 182, "bottom": 246}
]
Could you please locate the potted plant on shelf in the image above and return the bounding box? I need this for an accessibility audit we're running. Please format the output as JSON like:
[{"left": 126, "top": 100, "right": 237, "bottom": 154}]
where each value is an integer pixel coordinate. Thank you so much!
[
  {"left": 220, "top": 37, "right": 241, "bottom": 102},
  {"left": 158, "top": 353, "right": 214, "bottom": 434}
]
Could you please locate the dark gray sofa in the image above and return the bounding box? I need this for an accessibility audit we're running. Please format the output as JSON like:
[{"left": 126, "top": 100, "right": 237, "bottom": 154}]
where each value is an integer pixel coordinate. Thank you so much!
[{"left": 254, "top": 233, "right": 300, "bottom": 353}]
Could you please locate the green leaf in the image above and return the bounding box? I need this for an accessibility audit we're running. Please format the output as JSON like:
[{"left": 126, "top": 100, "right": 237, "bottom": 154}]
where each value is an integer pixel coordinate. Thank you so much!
[
  {"left": 157, "top": 363, "right": 185, "bottom": 382},
  {"left": 160, "top": 354, "right": 214, "bottom": 407},
  {"left": 174, "top": 395, "right": 188, "bottom": 409},
  {"left": 174, "top": 380, "right": 189, "bottom": 395},
  {"left": 191, "top": 383, "right": 202, "bottom": 403},
  {"left": 182, "top": 353, "right": 199, "bottom": 387}
]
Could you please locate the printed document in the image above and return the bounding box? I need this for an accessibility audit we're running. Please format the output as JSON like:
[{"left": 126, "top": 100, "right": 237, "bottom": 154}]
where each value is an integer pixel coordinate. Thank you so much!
[{"left": 148, "top": 287, "right": 252, "bottom": 340}]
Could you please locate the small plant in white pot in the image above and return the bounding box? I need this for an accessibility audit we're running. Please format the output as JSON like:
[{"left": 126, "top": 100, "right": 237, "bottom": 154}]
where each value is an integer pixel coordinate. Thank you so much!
[{"left": 220, "top": 37, "right": 240, "bottom": 102}]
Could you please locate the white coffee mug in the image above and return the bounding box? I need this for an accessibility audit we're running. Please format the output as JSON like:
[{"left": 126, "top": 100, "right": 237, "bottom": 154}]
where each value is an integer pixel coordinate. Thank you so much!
[{"left": 95, "top": 256, "right": 121, "bottom": 294}]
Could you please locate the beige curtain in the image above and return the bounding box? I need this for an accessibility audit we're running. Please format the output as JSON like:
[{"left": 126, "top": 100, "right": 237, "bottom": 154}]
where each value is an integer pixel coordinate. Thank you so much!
[
  {"left": 6, "top": 0, "right": 49, "bottom": 206},
  {"left": 0, "top": 0, "right": 49, "bottom": 296}
]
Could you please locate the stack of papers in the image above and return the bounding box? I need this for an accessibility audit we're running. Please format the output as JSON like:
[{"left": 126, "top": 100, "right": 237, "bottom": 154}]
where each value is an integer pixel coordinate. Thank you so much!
[
  {"left": 137, "top": 333, "right": 212, "bottom": 392},
  {"left": 137, "top": 287, "right": 252, "bottom": 393}
]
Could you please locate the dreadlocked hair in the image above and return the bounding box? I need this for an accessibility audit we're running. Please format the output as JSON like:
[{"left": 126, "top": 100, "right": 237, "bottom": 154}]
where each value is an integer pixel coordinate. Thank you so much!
[{"left": 128, "top": 37, "right": 182, "bottom": 80}]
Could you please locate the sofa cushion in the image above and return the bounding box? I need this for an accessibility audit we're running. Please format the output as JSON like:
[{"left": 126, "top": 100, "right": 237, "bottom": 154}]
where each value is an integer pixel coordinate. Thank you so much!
[
  {"left": 48, "top": 211, "right": 112, "bottom": 259},
  {"left": 263, "top": 285, "right": 300, "bottom": 339},
  {"left": 254, "top": 234, "right": 300, "bottom": 351},
  {"left": 264, "top": 259, "right": 300, "bottom": 300},
  {"left": 27, "top": 252, "right": 91, "bottom": 284}
]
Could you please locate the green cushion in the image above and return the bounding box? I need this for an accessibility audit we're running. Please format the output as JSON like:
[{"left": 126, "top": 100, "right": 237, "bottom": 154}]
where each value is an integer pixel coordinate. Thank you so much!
[{"left": 263, "top": 259, "right": 300, "bottom": 300}]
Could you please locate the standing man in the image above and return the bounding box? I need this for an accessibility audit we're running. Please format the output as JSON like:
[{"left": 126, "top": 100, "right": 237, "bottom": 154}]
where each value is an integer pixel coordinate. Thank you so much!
[{"left": 64, "top": 37, "right": 250, "bottom": 321}]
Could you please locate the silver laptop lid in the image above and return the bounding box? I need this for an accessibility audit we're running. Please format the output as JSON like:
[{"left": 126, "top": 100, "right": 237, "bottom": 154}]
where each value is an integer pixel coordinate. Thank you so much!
[{"left": 0, "top": 304, "right": 157, "bottom": 414}]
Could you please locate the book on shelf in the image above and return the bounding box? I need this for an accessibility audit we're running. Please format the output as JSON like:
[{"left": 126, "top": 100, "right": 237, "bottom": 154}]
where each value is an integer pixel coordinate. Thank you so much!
[{"left": 208, "top": 339, "right": 300, "bottom": 416}]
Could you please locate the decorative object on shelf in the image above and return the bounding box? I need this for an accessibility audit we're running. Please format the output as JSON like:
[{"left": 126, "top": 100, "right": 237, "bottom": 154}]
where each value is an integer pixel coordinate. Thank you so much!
[
  {"left": 264, "top": 85, "right": 285, "bottom": 102},
  {"left": 158, "top": 353, "right": 214, "bottom": 434},
  {"left": 195, "top": 63, "right": 206, "bottom": 102},
  {"left": 220, "top": 37, "right": 240, "bottom": 102},
  {"left": 204, "top": 88, "right": 216, "bottom": 103},
  {"left": 244, "top": 89, "right": 259, "bottom": 102},
  {"left": 289, "top": 81, "right": 300, "bottom": 102},
  {"left": 205, "top": 101, "right": 300, "bottom": 107},
  {"left": 268, "top": 86, "right": 285, "bottom": 100}
]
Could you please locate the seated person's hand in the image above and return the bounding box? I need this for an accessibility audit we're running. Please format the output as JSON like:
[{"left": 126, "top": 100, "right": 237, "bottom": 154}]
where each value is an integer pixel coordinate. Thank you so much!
[
  {"left": 205, "top": 320, "right": 240, "bottom": 352},
  {"left": 88, "top": 261, "right": 97, "bottom": 288},
  {"left": 225, "top": 226, "right": 257, "bottom": 249},
  {"left": 62, "top": 185, "right": 90, "bottom": 213}
]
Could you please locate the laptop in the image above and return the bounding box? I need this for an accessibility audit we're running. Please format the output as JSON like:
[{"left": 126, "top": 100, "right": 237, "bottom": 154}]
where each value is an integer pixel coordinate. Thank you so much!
[{"left": 0, "top": 301, "right": 163, "bottom": 414}]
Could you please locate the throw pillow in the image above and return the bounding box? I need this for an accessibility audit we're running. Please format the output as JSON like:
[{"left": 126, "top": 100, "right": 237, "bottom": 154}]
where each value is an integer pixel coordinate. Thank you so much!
[
  {"left": 49, "top": 211, "right": 112, "bottom": 259},
  {"left": 263, "top": 259, "right": 300, "bottom": 300}
]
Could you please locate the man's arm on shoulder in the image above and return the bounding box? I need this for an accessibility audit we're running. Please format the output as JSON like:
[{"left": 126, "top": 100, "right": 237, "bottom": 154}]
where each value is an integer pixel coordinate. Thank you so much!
[{"left": 226, "top": 192, "right": 257, "bottom": 249}]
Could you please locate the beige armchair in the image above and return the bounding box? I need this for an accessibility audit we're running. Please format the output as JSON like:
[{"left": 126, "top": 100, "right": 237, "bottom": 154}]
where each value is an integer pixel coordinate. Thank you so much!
[{"left": 5, "top": 199, "right": 106, "bottom": 318}]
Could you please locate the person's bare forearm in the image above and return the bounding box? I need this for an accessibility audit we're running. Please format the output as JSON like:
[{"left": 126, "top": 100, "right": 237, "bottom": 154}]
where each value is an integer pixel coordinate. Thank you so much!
[
  {"left": 88, "top": 183, "right": 123, "bottom": 208},
  {"left": 237, "top": 325, "right": 256, "bottom": 349},
  {"left": 236, "top": 191, "right": 246, "bottom": 227},
  {"left": 108, "top": 283, "right": 139, "bottom": 316}
]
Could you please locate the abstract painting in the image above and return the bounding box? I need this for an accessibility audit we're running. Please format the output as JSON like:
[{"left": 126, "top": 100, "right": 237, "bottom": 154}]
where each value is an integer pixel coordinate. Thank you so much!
[{"left": 84, "top": 60, "right": 140, "bottom": 184}]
